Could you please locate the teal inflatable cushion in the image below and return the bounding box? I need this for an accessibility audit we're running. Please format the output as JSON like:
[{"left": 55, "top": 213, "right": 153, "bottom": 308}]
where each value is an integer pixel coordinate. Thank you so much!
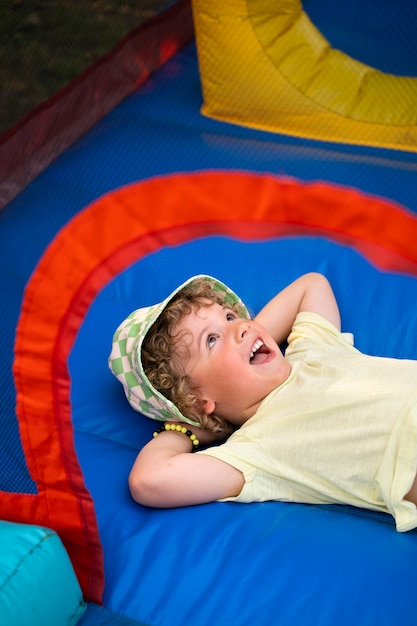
[{"left": 0, "top": 521, "right": 85, "bottom": 626}]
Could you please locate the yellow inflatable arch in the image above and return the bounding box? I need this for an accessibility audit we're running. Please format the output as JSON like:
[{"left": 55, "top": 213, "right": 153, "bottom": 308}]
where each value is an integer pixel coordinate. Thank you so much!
[{"left": 192, "top": 0, "right": 417, "bottom": 152}]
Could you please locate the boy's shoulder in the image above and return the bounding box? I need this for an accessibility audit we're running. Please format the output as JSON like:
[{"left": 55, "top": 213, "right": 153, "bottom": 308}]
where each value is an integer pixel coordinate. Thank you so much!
[{"left": 286, "top": 311, "right": 355, "bottom": 356}]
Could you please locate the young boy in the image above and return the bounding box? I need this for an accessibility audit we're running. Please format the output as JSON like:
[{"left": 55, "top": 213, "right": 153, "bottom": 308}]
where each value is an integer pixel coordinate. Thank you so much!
[{"left": 109, "top": 273, "right": 417, "bottom": 532}]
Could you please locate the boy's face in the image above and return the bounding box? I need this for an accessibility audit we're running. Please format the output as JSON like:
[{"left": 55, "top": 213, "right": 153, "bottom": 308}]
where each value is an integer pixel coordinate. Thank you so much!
[{"left": 173, "top": 301, "right": 291, "bottom": 425}]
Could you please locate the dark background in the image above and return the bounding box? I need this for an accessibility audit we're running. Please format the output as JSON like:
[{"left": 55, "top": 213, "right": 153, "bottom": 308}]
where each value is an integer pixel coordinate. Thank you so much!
[{"left": 0, "top": 0, "right": 170, "bottom": 135}]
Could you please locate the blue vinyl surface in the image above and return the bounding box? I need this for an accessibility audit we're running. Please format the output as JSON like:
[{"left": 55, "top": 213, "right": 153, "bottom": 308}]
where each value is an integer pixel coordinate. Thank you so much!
[{"left": 70, "top": 235, "right": 417, "bottom": 624}]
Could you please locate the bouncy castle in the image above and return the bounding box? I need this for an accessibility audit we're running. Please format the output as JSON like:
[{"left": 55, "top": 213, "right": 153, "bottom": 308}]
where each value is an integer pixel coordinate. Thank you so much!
[{"left": 1, "top": 1, "right": 417, "bottom": 624}]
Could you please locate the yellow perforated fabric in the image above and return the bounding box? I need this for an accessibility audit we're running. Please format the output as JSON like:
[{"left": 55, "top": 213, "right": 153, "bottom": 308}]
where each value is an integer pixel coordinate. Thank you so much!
[{"left": 192, "top": 0, "right": 417, "bottom": 152}]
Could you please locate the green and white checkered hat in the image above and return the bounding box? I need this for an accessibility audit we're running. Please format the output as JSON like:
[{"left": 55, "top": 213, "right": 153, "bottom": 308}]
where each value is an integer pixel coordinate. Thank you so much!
[{"left": 108, "top": 275, "right": 250, "bottom": 426}]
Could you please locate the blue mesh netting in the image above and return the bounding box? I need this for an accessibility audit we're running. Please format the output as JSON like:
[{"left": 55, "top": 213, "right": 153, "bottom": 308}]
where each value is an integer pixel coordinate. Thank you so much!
[{"left": 0, "top": 273, "right": 37, "bottom": 494}]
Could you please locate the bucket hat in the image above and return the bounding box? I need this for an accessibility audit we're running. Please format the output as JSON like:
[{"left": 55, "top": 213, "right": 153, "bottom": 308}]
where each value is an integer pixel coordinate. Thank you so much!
[{"left": 108, "top": 275, "right": 250, "bottom": 426}]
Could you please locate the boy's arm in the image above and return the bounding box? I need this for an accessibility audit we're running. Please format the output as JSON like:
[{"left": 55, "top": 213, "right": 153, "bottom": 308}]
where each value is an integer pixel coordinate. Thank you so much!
[
  {"left": 129, "top": 429, "right": 244, "bottom": 508},
  {"left": 254, "top": 272, "right": 340, "bottom": 344}
]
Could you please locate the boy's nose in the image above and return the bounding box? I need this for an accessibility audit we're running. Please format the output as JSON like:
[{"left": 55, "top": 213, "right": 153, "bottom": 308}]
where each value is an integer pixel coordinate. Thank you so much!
[{"left": 233, "top": 320, "right": 250, "bottom": 342}]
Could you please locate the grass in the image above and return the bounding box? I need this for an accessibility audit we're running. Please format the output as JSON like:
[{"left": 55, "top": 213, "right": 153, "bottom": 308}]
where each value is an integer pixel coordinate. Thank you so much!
[{"left": 0, "top": 0, "right": 170, "bottom": 135}]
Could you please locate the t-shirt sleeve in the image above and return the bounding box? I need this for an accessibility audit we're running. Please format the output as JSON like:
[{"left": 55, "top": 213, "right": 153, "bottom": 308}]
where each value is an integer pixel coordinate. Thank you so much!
[
  {"left": 197, "top": 441, "right": 258, "bottom": 502},
  {"left": 285, "top": 312, "right": 355, "bottom": 361}
]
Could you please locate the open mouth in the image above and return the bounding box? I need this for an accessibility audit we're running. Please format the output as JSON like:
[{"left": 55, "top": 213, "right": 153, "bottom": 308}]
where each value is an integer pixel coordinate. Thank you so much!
[{"left": 249, "top": 339, "right": 272, "bottom": 364}]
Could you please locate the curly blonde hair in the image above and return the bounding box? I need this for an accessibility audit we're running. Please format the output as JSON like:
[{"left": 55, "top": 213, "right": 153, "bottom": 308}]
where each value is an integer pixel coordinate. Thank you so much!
[{"left": 141, "top": 279, "right": 242, "bottom": 436}]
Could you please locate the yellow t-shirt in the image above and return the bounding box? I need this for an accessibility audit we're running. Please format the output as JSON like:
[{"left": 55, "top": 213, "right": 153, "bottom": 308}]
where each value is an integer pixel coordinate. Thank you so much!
[{"left": 199, "top": 312, "right": 417, "bottom": 532}]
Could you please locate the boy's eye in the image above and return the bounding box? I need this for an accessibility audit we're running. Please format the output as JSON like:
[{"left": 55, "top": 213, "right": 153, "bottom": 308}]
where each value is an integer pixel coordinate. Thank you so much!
[
  {"left": 226, "top": 311, "right": 237, "bottom": 322},
  {"left": 207, "top": 335, "right": 217, "bottom": 349}
]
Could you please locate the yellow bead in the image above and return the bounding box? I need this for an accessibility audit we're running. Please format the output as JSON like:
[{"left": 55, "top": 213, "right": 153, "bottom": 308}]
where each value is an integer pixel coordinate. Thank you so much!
[
  {"left": 180, "top": 426, "right": 187, "bottom": 434},
  {"left": 175, "top": 424, "right": 182, "bottom": 431},
  {"left": 190, "top": 434, "right": 196, "bottom": 441}
]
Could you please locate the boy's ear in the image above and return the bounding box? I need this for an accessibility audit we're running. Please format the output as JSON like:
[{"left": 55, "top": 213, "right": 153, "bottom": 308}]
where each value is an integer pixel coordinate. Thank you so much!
[{"left": 202, "top": 398, "right": 216, "bottom": 416}]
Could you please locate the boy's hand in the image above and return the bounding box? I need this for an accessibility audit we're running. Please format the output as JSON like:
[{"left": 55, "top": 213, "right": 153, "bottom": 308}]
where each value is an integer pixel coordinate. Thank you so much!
[{"left": 166, "top": 422, "right": 231, "bottom": 447}]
